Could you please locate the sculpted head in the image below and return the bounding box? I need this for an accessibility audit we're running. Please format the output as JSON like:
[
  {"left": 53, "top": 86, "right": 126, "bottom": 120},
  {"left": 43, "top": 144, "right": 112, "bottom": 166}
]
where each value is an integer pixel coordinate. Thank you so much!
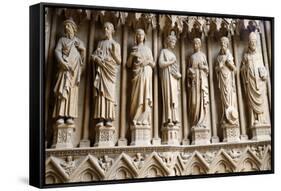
[
  {"left": 193, "top": 38, "right": 201, "bottom": 52},
  {"left": 63, "top": 18, "right": 77, "bottom": 38},
  {"left": 220, "top": 36, "right": 229, "bottom": 53},
  {"left": 166, "top": 32, "right": 177, "bottom": 49},
  {"left": 135, "top": 28, "right": 146, "bottom": 44},
  {"left": 249, "top": 32, "right": 257, "bottom": 52},
  {"left": 104, "top": 22, "right": 115, "bottom": 39}
]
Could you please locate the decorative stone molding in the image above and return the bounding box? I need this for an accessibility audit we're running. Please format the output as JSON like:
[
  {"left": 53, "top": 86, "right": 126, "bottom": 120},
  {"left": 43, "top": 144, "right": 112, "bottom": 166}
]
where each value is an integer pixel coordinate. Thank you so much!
[{"left": 46, "top": 141, "right": 271, "bottom": 183}]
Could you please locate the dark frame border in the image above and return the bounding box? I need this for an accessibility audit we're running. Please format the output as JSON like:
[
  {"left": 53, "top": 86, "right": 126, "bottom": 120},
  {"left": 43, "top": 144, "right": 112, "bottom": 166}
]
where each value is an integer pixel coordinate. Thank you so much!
[{"left": 29, "top": 2, "right": 274, "bottom": 189}]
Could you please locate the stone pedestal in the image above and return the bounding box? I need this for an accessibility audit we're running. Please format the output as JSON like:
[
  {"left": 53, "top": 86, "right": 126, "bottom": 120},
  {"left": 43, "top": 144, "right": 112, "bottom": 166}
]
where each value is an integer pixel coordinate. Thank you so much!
[
  {"left": 118, "top": 138, "right": 128, "bottom": 146},
  {"left": 251, "top": 124, "right": 271, "bottom": 141},
  {"left": 79, "top": 139, "right": 91, "bottom": 147},
  {"left": 152, "top": 138, "right": 161, "bottom": 145},
  {"left": 222, "top": 123, "right": 240, "bottom": 143},
  {"left": 55, "top": 124, "right": 75, "bottom": 149},
  {"left": 211, "top": 136, "right": 220, "bottom": 143},
  {"left": 130, "top": 125, "right": 151, "bottom": 146},
  {"left": 95, "top": 126, "right": 115, "bottom": 147},
  {"left": 162, "top": 124, "right": 180, "bottom": 145},
  {"left": 191, "top": 127, "right": 210, "bottom": 145},
  {"left": 182, "top": 138, "right": 190, "bottom": 145}
]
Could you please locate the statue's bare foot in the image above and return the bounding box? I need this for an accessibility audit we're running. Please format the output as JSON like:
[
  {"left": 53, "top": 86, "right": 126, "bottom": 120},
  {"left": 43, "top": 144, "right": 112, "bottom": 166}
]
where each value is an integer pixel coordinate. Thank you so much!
[
  {"left": 66, "top": 118, "right": 74, "bottom": 124},
  {"left": 96, "top": 121, "right": 104, "bottom": 127},
  {"left": 105, "top": 121, "right": 113, "bottom": 127},
  {"left": 56, "top": 118, "right": 64, "bottom": 124}
]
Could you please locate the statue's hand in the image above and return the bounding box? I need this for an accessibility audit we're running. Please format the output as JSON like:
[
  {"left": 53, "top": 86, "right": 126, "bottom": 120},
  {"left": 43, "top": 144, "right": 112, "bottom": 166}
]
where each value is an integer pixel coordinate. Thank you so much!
[{"left": 60, "top": 61, "right": 69, "bottom": 71}]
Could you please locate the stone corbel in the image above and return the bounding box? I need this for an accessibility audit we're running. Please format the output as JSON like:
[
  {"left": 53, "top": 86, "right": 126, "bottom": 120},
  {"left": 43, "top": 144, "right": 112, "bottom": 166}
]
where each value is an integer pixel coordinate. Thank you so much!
[
  {"left": 236, "top": 19, "right": 261, "bottom": 40},
  {"left": 126, "top": 13, "right": 157, "bottom": 31},
  {"left": 159, "top": 15, "right": 186, "bottom": 38},
  {"left": 92, "top": 11, "right": 128, "bottom": 28},
  {"left": 57, "top": 8, "right": 91, "bottom": 25},
  {"left": 205, "top": 18, "right": 236, "bottom": 40},
  {"left": 186, "top": 16, "right": 206, "bottom": 40}
]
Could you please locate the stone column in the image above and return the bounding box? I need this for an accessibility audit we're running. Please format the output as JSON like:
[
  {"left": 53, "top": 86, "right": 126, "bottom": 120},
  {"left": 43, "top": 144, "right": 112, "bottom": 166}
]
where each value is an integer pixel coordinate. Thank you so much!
[
  {"left": 231, "top": 35, "right": 248, "bottom": 140},
  {"left": 118, "top": 25, "right": 129, "bottom": 146},
  {"left": 180, "top": 34, "right": 190, "bottom": 145},
  {"left": 259, "top": 24, "right": 271, "bottom": 108},
  {"left": 47, "top": 13, "right": 58, "bottom": 148},
  {"left": 152, "top": 27, "right": 161, "bottom": 145},
  {"left": 206, "top": 36, "right": 219, "bottom": 143},
  {"left": 264, "top": 21, "right": 272, "bottom": 70},
  {"left": 79, "top": 19, "right": 95, "bottom": 147}
]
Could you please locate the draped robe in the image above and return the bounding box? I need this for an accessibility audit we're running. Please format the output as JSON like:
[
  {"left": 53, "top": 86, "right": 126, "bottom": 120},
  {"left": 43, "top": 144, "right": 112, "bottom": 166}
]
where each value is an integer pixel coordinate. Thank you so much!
[
  {"left": 216, "top": 49, "right": 237, "bottom": 124},
  {"left": 241, "top": 49, "right": 267, "bottom": 125},
  {"left": 127, "top": 44, "right": 154, "bottom": 125},
  {"left": 53, "top": 36, "right": 84, "bottom": 118},
  {"left": 93, "top": 39, "right": 121, "bottom": 120},
  {"left": 187, "top": 51, "right": 209, "bottom": 128},
  {"left": 159, "top": 48, "right": 181, "bottom": 125}
]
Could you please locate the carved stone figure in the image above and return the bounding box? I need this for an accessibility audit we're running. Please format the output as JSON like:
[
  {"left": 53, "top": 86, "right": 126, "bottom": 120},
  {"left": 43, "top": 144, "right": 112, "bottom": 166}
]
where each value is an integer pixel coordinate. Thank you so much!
[
  {"left": 159, "top": 32, "right": 181, "bottom": 127},
  {"left": 216, "top": 37, "right": 240, "bottom": 142},
  {"left": 92, "top": 22, "right": 121, "bottom": 127},
  {"left": 187, "top": 38, "right": 210, "bottom": 144},
  {"left": 60, "top": 156, "right": 76, "bottom": 175},
  {"left": 241, "top": 32, "right": 270, "bottom": 140},
  {"left": 159, "top": 32, "right": 181, "bottom": 145},
  {"left": 216, "top": 37, "right": 238, "bottom": 125},
  {"left": 53, "top": 18, "right": 86, "bottom": 125},
  {"left": 241, "top": 32, "right": 268, "bottom": 126},
  {"left": 92, "top": 22, "right": 121, "bottom": 147},
  {"left": 127, "top": 28, "right": 155, "bottom": 145},
  {"left": 187, "top": 38, "right": 209, "bottom": 128}
]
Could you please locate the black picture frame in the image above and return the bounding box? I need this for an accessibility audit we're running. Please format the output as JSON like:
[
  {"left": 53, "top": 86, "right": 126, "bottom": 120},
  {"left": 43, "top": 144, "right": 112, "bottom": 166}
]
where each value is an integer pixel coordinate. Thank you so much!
[{"left": 30, "top": 2, "right": 274, "bottom": 189}]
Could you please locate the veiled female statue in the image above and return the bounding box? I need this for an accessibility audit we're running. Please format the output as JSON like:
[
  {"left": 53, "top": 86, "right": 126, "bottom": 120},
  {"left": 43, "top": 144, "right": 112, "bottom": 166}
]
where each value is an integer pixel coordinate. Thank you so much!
[
  {"left": 92, "top": 22, "right": 121, "bottom": 127},
  {"left": 241, "top": 32, "right": 268, "bottom": 126},
  {"left": 127, "top": 28, "right": 155, "bottom": 126},
  {"left": 216, "top": 37, "right": 238, "bottom": 125},
  {"left": 187, "top": 38, "right": 209, "bottom": 128},
  {"left": 159, "top": 32, "right": 181, "bottom": 127},
  {"left": 53, "top": 18, "right": 86, "bottom": 124}
]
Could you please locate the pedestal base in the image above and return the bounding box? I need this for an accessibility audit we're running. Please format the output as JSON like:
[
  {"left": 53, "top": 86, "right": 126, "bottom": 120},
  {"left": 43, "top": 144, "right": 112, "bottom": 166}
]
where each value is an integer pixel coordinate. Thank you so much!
[
  {"left": 182, "top": 138, "right": 190, "bottom": 145},
  {"left": 191, "top": 127, "right": 210, "bottom": 145},
  {"left": 55, "top": 124, "right": 75, "bottom": 149},
  {"left": 95, "top": 126, "right": 115, "bottom": 147},
  {"left": 211, "top": 136, "right": 220, "bottom": 143},
  {"left": 118, "top": 138, "right": 128, "bottom": 146},
  {"left": 162, "top": 125, "right": 180, "bottom": 145},
  {"left": 240, "top": 134, "right": 249, "bottom": 141},
  {"left": 79, "top": 139, "right": 91, "bottom": 147},
  {"left": 130, "top": 125, "right": 151, "bottom": 146},
  {"left": 152, "top": 138, "right": 161, "bottom": 145},
  {"left": 222, "top": 124, "right": 240, "bottom": 143},
  {"left": 251, "top": 124, "right": 271, "bottom": 141}
]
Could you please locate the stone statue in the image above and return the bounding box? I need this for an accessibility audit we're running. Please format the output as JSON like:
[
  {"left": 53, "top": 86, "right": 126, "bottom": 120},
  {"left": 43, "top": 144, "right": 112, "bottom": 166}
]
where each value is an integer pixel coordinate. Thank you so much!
[
  {"left": 92, "top": 22, "right": 121, "bottom": 127},
  {"left": 53, "top": 18, "right": 86, "bottom": 124},
  {"left": 187, "top": 38, "right": 209, "bottom": 129},
  {"left": 241, "top": 32, "right": 268, "bottom": 126},
  {"left": 159, "top": 32, "right": 181, "bottom": 127},
  {"left": 216, "top": 37, "right": 238, "bottom": 125},
  {"left": 60, "top": 156, "right": 76, "bottom": 175},
  {"left": 127, "top": 28, "right": 155, "bottom": 126}
]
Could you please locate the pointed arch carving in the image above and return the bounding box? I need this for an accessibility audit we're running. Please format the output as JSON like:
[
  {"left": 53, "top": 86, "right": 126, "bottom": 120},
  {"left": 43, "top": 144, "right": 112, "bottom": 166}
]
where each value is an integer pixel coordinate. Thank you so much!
[
  {"left": 209, "top": 150, "right": 236, "bottom": 173},
  {"left": 139, "top": 152, "right": 171, "bottom": 178},
  {"left": 184, "top": 151, "right": 209, "bottom": 175},
  {"left": 70, "top": 155, "right": 105, "bottom": 182},
  {"left": 105, "top": 153, "right": 138, "bottom": 180}
]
